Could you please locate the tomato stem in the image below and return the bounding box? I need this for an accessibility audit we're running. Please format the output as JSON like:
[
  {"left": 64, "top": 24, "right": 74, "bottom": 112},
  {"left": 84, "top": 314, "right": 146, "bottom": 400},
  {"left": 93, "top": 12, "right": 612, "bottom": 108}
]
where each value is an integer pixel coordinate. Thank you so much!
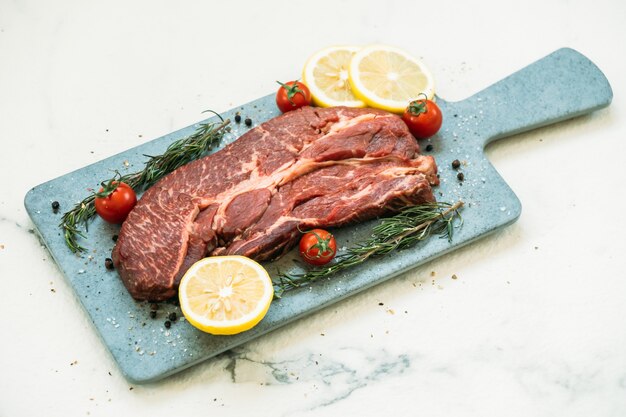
[
  {"left": 276, "top": 80, "right": 305, "bottom": 106},
  {"left": 305, "top": 230, "right": 335, "bottom": 259},
  {"left": 407, "top": 93, "right": 430, "bottom": 116},
  {"left": 94, "top": 171, "right": 122, "bottom": 198}
]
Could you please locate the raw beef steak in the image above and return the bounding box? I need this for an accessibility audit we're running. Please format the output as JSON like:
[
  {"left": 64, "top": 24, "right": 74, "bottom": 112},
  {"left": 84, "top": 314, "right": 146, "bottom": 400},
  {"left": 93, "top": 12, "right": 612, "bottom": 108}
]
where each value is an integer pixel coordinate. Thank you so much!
[{"left": 112, "top": 106, "right": 439, "bottom": 300}]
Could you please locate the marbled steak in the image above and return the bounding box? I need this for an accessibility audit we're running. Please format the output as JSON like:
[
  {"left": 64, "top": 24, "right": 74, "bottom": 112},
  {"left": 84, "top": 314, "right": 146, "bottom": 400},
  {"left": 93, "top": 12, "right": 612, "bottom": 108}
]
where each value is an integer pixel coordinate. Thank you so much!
[{"left": 112, "top": 106, "right": 439, "bottom": 301}]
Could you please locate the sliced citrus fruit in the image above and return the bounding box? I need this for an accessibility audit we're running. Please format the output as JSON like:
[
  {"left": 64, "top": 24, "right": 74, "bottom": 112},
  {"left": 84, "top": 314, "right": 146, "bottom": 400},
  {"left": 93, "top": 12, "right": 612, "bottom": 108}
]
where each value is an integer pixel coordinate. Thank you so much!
[
  {"left": 348, "top": 44, "right": 435, "bottom": 113},
  {"left": 178, "top": 256, "right": 274, "bottom": 335},
  {"left": 302, "top": 45, "right": 366, "bottom": 108}
]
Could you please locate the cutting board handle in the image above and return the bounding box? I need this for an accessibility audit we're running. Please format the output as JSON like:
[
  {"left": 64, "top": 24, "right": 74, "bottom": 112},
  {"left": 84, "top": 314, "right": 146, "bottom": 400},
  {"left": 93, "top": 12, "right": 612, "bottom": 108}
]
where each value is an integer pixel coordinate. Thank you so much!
[{"left": 459, "top": 48, "right": 612, "bottom": 147}]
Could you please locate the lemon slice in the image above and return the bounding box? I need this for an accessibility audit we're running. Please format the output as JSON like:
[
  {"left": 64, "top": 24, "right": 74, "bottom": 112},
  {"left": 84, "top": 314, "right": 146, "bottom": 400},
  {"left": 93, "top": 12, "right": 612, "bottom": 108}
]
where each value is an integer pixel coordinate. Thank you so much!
[
  {"left": 178, "top": 256, "right": 274, "bottom": 335},
  {"left": 348, "top": 44, "right": 435, "bottom": 113},
  {"left": 302, "top": 45, "right": 366, "bottom": 108}
]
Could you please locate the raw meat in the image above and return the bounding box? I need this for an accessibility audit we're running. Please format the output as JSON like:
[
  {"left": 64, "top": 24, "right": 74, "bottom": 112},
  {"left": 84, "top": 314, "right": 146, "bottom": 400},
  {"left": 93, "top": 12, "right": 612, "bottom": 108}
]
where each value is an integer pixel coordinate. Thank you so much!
[{"left": 112, "top": 106, "right": 439, "bottom": 300}]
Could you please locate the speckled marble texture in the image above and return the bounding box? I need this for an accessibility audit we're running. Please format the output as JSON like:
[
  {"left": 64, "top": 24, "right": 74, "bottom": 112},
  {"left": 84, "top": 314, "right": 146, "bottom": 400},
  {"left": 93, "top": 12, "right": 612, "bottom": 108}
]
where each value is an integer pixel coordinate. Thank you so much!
[{"left": 2, "top": 1, "right": 626, "bottom": 416}]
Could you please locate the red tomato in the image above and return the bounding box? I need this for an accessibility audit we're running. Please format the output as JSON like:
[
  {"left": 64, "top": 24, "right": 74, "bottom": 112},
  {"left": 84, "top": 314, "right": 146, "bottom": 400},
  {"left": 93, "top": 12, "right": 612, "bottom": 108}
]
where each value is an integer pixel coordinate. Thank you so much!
[
  {"left": 276, "top": 80, "right": 312, "bottom": 113},
  {"left": 298, "top": 229, "right": 337, "bottom": 266},
  {"left": 94, "top": 181, "right": 137, "bottom": 224},
  {"left": 402, "top": 97, "right": 443, "bottom": 139}
]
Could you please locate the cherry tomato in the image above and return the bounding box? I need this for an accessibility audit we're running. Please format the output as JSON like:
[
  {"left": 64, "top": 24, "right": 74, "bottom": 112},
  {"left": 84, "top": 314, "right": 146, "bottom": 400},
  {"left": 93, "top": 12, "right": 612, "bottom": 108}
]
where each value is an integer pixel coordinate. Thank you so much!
[
  {"left": 94, "top": 181, "right": 137, "bottom": 224},
  {"left": 402, "top": 96, "right": 443, "bottom": 139},
  {"left": 298, "top": 229, "right": 337, "bottom": 266},
  {"left": 276, "top": 80, "right": 312, "bottom": 113}
]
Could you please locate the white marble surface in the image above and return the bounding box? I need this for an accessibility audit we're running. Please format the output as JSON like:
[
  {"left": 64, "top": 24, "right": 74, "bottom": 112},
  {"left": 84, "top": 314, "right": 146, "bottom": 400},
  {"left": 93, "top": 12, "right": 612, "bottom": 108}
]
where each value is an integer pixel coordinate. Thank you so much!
[{"left": 2, "top": 1, "right": 626, "bottom": 415}]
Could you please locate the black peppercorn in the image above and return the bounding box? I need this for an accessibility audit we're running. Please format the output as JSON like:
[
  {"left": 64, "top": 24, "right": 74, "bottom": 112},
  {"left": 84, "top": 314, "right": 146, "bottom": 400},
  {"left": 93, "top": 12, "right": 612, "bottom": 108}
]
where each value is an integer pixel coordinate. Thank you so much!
[
  {"left": 105, "top": 258, "right": 114, "bottom": 270},
  {"left": 168, "top": 312, "right": 177, "bottom": 322},
  {"left": 452, "top": 159, "right": 461, "bottom": 169},
  {"left": 234, "top": 114, "right": 241, "bottom": 123},
  {"left": 164, "top": 320, "right": 171, "bottom": 329},
  {"left": 149, "top": 310, "right": 157, "bottom": 319},
  {"left": 112, "top": 234, "right": 118, "bottom": 242},
  {"left": 425, "top": 144, "right": 433, "bottom": 152},
  {"left": 244, "top": 118, "right": 252, "bottom": 127},
  {"left": 51, "top": 201, "right": 60, "bottom": 212},
  {"left": 457, "top": 172, "right": 465, "bottom": 181}
]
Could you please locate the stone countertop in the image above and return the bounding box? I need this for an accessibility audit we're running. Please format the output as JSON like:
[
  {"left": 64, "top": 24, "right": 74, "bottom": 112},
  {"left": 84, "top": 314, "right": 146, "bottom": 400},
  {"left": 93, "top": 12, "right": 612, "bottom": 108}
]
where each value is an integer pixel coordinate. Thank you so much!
[{"left": 1, "top": 1, "right": 625, "bottom": 416}]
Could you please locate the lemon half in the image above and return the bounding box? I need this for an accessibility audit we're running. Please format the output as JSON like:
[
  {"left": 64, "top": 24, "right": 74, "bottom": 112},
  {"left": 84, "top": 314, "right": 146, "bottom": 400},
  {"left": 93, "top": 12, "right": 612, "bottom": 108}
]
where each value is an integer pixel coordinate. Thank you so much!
[
  {"left": 302, "top": 45, "right": 366, "bottom": 108},
  {"left": 178, "top": 256, "right": 273, "bottom": 335},
  {"left": 348, "top": 44, "right": 435, "bottom": 113}
]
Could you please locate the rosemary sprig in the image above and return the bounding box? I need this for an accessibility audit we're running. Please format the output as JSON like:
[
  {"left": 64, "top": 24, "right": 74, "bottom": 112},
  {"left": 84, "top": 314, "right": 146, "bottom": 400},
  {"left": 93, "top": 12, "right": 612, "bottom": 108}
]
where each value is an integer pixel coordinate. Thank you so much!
[
  {"left": 274, "top": 200, "right": 464, "bottom": 297},
  {"left": 61, "top": 115, "right": 230, "bottom": 253}
]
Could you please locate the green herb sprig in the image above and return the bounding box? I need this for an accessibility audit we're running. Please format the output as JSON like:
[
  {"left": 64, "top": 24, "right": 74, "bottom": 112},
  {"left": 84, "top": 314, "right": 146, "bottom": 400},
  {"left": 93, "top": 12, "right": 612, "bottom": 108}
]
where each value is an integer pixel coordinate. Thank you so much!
[
  {"left": 61, "top": 114, "right": 230, "bottom": 253},
  {"left": 274, "top": 200, "right": 464, "bottom": 297}
]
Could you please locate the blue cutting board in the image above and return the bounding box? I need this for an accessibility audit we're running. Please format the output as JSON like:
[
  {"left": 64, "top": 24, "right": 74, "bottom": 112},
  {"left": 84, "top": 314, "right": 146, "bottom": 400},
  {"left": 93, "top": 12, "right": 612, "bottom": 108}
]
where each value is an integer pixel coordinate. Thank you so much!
[{"left": 24, "top": 48, "right": 612, "bottom": 383}]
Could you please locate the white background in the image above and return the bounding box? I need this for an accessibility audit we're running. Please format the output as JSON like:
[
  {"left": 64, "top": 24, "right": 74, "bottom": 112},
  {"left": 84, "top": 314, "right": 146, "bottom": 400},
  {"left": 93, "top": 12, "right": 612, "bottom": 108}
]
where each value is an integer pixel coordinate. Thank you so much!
[{"left": 1, "top": 1, "right": 625, "bottom": 416}]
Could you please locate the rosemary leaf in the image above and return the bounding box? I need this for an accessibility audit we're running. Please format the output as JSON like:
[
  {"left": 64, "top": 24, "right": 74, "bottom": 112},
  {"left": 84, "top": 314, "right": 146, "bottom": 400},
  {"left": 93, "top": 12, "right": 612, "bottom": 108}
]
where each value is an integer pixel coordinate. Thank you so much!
[
  {"left": 273, "top": 200, "right": 464, "bottom": 297},
  {"left": 60, "top": 117, "right": 230, "bottom": 253}
]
